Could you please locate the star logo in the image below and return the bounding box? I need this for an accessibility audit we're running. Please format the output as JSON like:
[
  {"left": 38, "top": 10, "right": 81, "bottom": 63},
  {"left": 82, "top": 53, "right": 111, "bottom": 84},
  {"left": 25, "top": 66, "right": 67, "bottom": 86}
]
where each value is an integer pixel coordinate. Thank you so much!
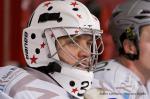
[
  {"left": 30, "top": 55, "right": 38, "bottom": 64},
  {"left": 41, "top": 42, "right": 46, "bottom": 48},
  {"left": 77, "top": 14, "right": 82, "bottom": 18},
  {"left": 70, "top": 1, "right": 78, "bottom": 7},
  {"left": 44, "top": 2, "right": 51, "bottom": 7},
  {"left": 72, "top": 88, "right": 78, "bottom": 94}
]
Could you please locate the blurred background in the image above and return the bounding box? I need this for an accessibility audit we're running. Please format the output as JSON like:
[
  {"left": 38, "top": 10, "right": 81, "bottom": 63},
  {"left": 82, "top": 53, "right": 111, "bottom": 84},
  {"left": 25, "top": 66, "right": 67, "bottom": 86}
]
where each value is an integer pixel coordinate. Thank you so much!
[{"left": 0, "top": 0, "right": 126, "bottom": 67}]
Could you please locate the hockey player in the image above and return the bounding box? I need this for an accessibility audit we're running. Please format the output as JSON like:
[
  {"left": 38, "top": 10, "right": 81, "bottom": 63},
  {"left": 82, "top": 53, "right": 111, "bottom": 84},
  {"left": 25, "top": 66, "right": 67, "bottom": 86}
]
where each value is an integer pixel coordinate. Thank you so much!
[
  {"left": 0, "top": 0, "right": 104, "bottom": 99},
  {"left": 94, "top": 0, "right": 150, "bottom": 99}
]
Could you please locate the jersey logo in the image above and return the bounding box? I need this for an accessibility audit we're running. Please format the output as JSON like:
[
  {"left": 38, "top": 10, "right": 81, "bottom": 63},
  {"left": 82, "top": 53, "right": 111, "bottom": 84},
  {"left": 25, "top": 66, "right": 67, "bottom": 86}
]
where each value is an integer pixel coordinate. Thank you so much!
[
  {"left": 24, "top": 32, "right": 29, "bottom": 59},
  {"left": 69, "top": 80, "right": 90, "bottom": 97}
]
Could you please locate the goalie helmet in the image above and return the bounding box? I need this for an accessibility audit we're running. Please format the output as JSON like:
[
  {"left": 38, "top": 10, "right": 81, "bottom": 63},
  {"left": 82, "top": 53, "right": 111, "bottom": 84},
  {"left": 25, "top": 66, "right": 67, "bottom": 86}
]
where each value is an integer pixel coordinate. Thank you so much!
[{"left": 22, "top": 0, "right": 103, "bottom": 98}]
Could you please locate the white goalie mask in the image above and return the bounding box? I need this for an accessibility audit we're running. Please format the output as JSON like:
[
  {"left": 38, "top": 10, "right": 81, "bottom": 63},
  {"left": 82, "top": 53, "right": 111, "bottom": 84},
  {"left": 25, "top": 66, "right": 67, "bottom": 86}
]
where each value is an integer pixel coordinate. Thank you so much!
[{"left": 22, "top": 0, "right": 103, "bottom": 99}]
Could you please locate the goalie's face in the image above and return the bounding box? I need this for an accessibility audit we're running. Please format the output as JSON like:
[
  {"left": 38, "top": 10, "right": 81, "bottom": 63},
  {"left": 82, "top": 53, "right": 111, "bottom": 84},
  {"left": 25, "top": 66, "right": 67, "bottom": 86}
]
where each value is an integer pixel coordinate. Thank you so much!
[{"left": 56, "top": 34, "right": 92, "bottom": 70}]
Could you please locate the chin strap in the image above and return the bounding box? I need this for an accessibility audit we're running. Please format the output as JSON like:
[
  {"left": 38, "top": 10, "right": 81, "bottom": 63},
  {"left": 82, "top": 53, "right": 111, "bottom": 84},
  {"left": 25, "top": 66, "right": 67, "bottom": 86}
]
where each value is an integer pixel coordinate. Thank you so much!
[{"left": 31, "top": 62, "right": 62, "bottom": 74}]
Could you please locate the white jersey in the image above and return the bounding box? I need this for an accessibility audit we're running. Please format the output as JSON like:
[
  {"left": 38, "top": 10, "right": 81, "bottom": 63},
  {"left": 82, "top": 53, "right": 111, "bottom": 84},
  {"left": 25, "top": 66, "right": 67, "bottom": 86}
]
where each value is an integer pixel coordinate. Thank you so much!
[
  {"left": 0, "top": 65, "right": 70, "bottom": 99},
  {"left": 24, "top": 66, "right": 125, "bottom": 99},
  {"left": 0, "top": 65, "right": 125, "bottom": 99},
  {"left": 94, "top": 59, "right": 150, "bottom": 99},
  {"left": 0, "top": 90, "right": 13, "bottom": 99}
]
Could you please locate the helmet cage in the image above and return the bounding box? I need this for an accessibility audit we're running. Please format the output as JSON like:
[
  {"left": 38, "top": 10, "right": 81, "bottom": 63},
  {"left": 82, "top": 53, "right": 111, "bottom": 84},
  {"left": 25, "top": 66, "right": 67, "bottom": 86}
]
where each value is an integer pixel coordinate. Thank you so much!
[{"left": 44, "top": 27, "right": 104, "bottom": 71}]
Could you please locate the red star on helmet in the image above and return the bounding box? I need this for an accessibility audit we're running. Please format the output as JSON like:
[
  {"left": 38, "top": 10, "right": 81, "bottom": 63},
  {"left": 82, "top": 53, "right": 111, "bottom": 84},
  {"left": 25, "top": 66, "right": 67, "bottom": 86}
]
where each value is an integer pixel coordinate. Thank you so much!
[
  {"left": 41, "top": 42, "right": 45, "bottom": 48},
  {"left": 72, "top": 88, "right": 78, "bottom": 94},
  {"left": 44, "top": 2, "right": 51, "bottom": 7},
  {"left": 70, "top": 1, "right": 78, "bottom": 7},
  {"left": 30, "top": 55, "right": 38, "bottom": 64},
  {"left": 77, "top": 14, "right": 82, "bottom": 18}
]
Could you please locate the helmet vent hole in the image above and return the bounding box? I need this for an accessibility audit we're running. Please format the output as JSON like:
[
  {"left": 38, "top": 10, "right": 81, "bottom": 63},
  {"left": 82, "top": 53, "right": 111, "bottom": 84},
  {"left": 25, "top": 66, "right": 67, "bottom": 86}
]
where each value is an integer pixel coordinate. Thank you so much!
[
  {"left": 48, "top": 6, "right": 53, "bottom": 11},
  {"left": 31, "top": 33, "right": 36, "bottom": 39},
  {"left": 70, "top": 81, "right": 75, "bottom": 87},
  {"left": 57, "top": 17, "right": 63, "bottom": 22},
  {"left": 72, "top": 8, "right": 79, "bottom": 11},
  {"left": 35, "top": 48, "right": 40, "bottom": 54}
]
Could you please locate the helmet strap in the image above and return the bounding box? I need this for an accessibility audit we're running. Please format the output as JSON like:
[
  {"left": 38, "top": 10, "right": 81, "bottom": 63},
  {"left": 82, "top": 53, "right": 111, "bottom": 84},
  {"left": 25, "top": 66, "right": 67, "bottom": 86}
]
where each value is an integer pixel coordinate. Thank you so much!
[{"left": 31, "top": 62, "right": 62, "bottom": 74}]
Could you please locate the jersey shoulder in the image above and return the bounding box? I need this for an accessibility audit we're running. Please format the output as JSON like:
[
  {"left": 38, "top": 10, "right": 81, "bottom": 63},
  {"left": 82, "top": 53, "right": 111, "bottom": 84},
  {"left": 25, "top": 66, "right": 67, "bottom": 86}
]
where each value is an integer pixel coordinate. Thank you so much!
[
  {"left": 0, "top": 65, "right": 70, "bottom": 99},
  {"left": 94, "top": 59, "right": 140, "bottom": 89},
  {"left": 94, "top": 59, "right": 128, "bottom": 79},
  {"left": 94, "top": 60, "right": 149, "bottom": 98}
]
